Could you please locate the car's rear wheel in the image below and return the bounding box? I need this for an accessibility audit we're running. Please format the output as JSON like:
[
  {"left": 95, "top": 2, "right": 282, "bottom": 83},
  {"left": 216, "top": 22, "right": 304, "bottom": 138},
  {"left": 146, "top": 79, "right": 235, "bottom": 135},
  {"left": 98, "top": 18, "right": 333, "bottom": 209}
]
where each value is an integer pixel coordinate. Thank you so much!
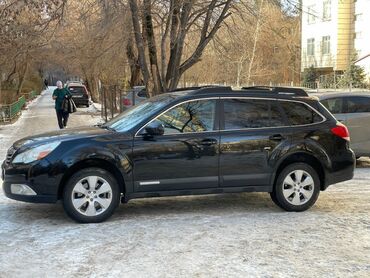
[
  {"left": 270, "top": 163, "right": 320, "bottom": 212},
  {"left": 63, "top": 168, "right": 120, "bottom": 223}
]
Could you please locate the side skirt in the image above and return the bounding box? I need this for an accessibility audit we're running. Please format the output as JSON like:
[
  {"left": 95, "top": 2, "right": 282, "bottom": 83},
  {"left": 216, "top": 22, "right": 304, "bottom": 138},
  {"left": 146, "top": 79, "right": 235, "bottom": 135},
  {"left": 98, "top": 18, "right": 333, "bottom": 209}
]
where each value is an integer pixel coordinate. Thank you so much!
[{"left": 122, "top": 185, "right": 272, "bottom": 203}]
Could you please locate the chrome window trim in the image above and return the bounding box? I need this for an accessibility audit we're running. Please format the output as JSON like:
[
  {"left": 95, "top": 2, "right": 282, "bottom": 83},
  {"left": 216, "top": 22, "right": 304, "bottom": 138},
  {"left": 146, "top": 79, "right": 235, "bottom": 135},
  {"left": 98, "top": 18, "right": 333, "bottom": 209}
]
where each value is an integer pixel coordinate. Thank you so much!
[{"left": 134, "top": 96, "right": 326, "bottom": 137}]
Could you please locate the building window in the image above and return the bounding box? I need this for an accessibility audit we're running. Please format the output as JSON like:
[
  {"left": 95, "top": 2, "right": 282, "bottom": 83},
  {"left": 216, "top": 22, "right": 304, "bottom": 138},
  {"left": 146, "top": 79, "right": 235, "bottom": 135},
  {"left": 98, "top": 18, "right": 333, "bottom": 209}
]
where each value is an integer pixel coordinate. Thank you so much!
[
  {"left": 354, "top": 32, "right": 362, "bottom": 39},
  {"left": 322, "top": 36, "right": 330, "bottom": 54},
  {"left": 307, "top": 5, "right": 316, "bottom": 24},
  {"left": 355, "top": 14, "right": 363, "bottom": 21},
  {"left": 307, "top": 38, "right": 315, "bottom": 56},
  {"left": 323, "top": 0, "right": 331, "bottom": 21}
]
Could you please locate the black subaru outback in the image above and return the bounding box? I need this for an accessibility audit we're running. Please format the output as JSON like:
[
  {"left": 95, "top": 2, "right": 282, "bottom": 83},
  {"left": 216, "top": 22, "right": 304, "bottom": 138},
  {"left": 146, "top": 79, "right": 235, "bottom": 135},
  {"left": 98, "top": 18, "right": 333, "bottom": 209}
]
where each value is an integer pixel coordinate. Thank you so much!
[{"left": 2, "top": 86, "right": 355, "bottom": 223}]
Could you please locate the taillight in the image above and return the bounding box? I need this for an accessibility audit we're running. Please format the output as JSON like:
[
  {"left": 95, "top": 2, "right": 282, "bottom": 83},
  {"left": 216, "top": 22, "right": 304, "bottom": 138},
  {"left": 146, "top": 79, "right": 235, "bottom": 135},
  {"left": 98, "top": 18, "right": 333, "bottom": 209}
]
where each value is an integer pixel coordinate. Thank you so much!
[
  {"left": 331, "top": 122, "right": 350, "bottom": 141},
  {"left": 123, "top": 98, "right": 131, "bottom": 106}
]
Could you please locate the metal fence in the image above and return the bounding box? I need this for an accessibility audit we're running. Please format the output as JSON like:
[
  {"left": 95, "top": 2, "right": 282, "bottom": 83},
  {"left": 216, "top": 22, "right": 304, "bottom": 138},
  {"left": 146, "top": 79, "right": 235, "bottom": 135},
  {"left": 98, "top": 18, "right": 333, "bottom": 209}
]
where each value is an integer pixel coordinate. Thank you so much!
[
  {"left": 0, "top": 96, "right": 26, "bottom": 123},
  {"left": 0, "top": 91, "right": 40, "bottom": 123},
  {"left": 100, "top": 85, "right": 125, "bottom": 122}
]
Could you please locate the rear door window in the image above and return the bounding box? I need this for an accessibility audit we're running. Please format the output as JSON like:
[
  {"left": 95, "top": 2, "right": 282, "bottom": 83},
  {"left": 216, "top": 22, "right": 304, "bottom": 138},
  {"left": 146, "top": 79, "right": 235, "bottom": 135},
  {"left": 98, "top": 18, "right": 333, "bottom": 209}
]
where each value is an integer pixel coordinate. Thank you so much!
[
  {"left": 138, "top": 90, "right": 148, "bottom": 98},
  {"left": 320, "top": 98, "right": 344, "bottom": 114},
  {"left": 346, "top": 96, "right": 370, "bottom": 113},
  {"left": 69, "top": 86, "right": 86, "bottom": 94},
  {"left": 223, "top": 99, "right": 286, "bottom": 129},
  {"left": 280, "top": 101, "right": 323, "bottom": 125}
]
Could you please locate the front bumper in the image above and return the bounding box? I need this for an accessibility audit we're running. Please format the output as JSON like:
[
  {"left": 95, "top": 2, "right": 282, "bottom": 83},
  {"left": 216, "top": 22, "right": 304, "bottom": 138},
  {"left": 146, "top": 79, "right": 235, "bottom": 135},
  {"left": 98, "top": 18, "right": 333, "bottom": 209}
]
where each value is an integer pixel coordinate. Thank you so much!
[{"left": 2, "top": 160, "right": 59, "bottom": 203}]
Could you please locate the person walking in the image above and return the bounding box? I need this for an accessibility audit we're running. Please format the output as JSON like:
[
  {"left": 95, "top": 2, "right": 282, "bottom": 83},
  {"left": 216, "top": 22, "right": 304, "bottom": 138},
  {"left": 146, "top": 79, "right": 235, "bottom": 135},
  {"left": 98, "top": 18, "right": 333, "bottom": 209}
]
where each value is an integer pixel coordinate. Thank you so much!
[
  {"left": 53, "top": 81, "right": 71, "bottom": 129},
  {"left": 44, "top": 79, "right": 49, "bottom": 90}
]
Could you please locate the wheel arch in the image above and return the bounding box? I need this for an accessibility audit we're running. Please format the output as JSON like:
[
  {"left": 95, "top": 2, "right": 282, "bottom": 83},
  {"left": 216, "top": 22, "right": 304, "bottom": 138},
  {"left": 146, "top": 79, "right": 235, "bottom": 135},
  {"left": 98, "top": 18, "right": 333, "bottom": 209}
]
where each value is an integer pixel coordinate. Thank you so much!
[
  {"left": 58, "top": 158, "right": 126, "bottom": 199},
  {"left": 272, "top": 152, "right": 326, "bottom": 191}
]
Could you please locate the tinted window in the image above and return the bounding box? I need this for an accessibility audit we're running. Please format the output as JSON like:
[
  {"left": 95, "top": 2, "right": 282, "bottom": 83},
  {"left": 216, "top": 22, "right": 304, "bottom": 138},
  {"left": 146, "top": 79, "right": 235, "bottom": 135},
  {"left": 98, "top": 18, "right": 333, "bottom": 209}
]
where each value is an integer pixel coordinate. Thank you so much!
[
  {"left": 68, "top": 86, "right": 86, "bottom": 94},
  {"left": 156, "top": 100, "right": 216, "bottom": 134},
  {"left": 346, "top": 96, "right": 370, "bottom": 113},
  {"left": 137, "top": 90, "right": 148, "bottom": 98},
  {"left": 223, "top": 99, "right": 286, "bottom": 129},
  {"left": 320, "top": 98, "right": 344, "bottom": 114},
  {"left": 280, "top": 101, "right": 322, "bottom": 125}
]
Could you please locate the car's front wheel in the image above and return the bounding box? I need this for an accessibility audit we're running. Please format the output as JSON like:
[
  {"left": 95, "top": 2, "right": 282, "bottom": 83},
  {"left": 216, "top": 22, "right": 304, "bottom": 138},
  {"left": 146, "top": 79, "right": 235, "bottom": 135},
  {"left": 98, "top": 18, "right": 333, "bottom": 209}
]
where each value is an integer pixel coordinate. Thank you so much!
[
  {"left": 270, "top": 163, "right": 320, "bottom": 212},
  {"left": 63, "top": 168, "right": 120, "bottom": 223}
]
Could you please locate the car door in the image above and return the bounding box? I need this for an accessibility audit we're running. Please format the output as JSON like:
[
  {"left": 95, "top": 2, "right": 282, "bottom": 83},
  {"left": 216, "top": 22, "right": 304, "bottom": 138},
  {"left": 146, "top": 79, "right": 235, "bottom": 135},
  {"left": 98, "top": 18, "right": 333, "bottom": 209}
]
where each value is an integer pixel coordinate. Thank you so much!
[
  {"left": 344, "top": 96, "right": 370, "bottom": 156},
  {"left": 132, "top": 98, "right": 220, "bottom": 192},
  {"left": 219, "top": 98, "right": 290, "bottom": 187}
]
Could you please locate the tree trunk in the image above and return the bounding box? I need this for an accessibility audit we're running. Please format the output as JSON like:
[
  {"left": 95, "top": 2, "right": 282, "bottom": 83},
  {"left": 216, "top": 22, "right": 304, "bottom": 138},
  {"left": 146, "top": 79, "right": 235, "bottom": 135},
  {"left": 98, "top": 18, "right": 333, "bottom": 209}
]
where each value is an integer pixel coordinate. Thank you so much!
[
  {"left": 246, "top": 0, "right": 264, "bottom": 85},
  {"left": 86, "top": 74, "right": 100, "bottom": 102},
  {"left": 129, "top": 0, "right": 153, "bottom": 96},
  {"left": 126, "top": 36, "right": 142, "bottom": 87},
  {"left": 143, "top": 0, "right": 163, "bottom": 94},
  {"left": 17, "top": 61, "right": 29, "bottom": 96}
]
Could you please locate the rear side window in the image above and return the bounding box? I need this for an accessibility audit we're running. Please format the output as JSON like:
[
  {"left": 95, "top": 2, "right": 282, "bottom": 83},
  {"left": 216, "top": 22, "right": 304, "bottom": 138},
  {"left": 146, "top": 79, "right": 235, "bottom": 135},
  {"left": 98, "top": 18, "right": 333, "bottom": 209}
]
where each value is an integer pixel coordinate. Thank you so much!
[
  {"left": 320, "top": 98, "right": 344, "bottom": 114},
  {"left": 280, "top": 101, "right": 323, "bottom": 125},
  {"left": 137, "top": 90, "right": 148, "bottom": 98},
  {"left": 223, "top": 99, "right": 286, "bottom": 129},
  {"left": 68, "top": 86, "right": 86, "bottom": 94},
  {"left": 346, "top": 96, "right": 370, "bottom": 113}
]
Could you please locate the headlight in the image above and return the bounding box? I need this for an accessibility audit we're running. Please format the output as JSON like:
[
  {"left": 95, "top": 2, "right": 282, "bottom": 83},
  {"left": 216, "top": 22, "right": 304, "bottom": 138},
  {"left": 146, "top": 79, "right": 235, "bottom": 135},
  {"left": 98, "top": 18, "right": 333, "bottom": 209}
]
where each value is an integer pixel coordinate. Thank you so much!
[{"left": 12, "top": 142, "right": 61, "bottom": 164}]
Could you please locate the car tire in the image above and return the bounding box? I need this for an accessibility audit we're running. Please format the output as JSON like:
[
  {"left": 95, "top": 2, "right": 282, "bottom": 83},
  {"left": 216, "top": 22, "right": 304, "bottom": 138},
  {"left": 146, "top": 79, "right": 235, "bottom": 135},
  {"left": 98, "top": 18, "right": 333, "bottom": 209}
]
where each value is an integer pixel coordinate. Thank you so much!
[
  {"left": 63, "top": 168, "right": 120, "bottom": 223},
  {"left": 270, "top": 163, "right": 320, "bottom": 212}
]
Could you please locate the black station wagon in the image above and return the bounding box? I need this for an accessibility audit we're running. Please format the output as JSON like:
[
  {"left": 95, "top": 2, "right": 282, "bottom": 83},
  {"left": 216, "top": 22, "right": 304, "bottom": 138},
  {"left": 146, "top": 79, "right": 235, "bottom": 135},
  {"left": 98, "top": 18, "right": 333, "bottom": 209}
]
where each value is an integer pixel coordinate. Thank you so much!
[{"left": 2, "top": 86, "right": 355, "bottom": 222}]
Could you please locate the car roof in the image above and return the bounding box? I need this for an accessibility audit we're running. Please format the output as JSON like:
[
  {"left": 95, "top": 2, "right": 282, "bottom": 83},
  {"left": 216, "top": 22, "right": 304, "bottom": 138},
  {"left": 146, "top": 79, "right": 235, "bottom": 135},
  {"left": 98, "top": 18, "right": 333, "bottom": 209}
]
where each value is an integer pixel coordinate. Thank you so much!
[
  {"left": 67, "top": 83, "right": 86, "bottom": 88},
  {"left": 318, "top": 92, "right": 370, "bottom": 100}
]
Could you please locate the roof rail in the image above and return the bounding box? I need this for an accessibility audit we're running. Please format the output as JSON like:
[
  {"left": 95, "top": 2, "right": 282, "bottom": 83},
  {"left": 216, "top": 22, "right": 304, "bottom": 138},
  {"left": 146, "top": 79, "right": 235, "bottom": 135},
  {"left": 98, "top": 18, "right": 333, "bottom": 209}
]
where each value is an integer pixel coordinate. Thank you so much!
[
  {"left": 241, "top": 86, "right": 308, "bottom": 96},
  {"left": 171, "top": 85, "right": 232, "bottom": 93}
]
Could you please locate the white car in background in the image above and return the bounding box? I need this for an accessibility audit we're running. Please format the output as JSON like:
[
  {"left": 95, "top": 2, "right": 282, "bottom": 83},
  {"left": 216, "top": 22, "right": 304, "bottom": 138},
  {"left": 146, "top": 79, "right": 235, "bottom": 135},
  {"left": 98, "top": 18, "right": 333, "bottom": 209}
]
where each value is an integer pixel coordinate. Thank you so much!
[{"left": 319, "top": 92, "right": 370, "bottom": 158}]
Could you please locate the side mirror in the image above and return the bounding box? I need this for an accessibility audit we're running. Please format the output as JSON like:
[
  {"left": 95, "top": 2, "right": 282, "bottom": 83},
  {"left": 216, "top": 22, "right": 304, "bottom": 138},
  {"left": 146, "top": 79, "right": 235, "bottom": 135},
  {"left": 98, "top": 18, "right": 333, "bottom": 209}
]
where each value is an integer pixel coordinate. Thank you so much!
[{"left": 144, "top": 120, "right": 164, "bottom": 136}]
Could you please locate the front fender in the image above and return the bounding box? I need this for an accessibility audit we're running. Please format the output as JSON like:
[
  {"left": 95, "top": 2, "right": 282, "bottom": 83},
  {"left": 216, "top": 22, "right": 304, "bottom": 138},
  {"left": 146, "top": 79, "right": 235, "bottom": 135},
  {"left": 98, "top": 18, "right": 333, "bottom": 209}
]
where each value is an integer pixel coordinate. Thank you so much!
[{"left": 48, "top": 139, "right": 133, "bottom": 194}]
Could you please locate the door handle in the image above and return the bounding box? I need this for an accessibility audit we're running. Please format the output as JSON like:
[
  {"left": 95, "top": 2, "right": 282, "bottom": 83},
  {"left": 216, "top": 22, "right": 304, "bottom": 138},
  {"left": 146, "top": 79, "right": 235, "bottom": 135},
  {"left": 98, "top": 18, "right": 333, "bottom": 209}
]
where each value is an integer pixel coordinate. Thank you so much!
[
  {"left": 201, "top": 138, "right": 217, "bottom": 146},
  {"left": 269, "top": 134, "right": 283, "bottom": 141}
]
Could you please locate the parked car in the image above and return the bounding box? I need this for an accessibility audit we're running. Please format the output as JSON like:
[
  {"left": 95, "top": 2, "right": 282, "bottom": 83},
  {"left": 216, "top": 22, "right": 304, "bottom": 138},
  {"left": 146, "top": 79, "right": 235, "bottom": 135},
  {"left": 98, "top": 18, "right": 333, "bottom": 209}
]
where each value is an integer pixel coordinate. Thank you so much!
[
  {"left": 2, "top": 86, "right": 355, "bottom": 223},
  {"left": 319, "top": 92, "right": 370, "bottom": 158},
  {"left": 122, "top": 86, "right": 148, "bottom": 109},
  {"left": 66, "top": 82, "right": 90, "bottom": 107},
  {"left": 65, "top": 80, "right": 83, "bottom": 86}
]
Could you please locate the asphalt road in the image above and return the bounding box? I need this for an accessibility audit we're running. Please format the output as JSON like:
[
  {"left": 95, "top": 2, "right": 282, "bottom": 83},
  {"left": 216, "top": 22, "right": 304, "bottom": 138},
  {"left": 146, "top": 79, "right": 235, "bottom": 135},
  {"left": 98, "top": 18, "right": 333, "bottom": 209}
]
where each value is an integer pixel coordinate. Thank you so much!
[{"left": 0, "top": 89, "right": 369, "bottom": 277}]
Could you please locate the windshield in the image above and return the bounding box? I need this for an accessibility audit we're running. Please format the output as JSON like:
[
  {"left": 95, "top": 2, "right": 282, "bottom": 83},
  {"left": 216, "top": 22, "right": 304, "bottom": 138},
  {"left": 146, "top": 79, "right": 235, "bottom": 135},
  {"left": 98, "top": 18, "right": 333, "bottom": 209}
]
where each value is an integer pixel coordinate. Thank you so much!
[{"left": 103, "top": 94, "right": 178, "bottom": 132}]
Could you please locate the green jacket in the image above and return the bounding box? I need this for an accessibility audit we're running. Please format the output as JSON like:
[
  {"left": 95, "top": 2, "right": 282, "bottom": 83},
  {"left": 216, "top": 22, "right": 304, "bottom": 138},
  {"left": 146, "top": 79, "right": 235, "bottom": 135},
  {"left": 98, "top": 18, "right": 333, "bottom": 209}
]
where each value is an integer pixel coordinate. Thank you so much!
[{"left": 53, "top": 88, "right": 71, "bottom": 110}]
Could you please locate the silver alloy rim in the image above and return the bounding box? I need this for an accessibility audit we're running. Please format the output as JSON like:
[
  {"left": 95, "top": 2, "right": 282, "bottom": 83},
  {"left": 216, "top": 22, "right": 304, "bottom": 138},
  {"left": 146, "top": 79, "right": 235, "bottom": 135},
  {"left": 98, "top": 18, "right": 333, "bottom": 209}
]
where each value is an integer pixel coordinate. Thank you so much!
[
  {"left": 282, "top": 170, "right": 314, "bottom": 206},
  {"left": 71, "top": 176, "right": 113, "bottom": 216}
]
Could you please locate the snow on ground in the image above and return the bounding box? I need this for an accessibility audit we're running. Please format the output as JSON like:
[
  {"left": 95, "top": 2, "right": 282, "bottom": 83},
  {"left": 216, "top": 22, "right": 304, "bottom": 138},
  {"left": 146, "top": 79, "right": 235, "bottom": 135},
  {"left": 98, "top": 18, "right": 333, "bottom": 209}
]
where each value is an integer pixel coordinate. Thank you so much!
[{"left": 0, "top": 89, "right": 369, "bottom": 277}]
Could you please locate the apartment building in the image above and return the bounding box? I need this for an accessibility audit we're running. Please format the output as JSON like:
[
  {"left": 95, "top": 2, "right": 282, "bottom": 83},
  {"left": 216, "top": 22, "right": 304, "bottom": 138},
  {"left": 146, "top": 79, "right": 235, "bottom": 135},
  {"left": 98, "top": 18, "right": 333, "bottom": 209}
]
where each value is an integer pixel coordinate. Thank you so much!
[
  {"left": 354, "top": 0, "right": 370, "bottom": 81},
  {"left": 301, "top": 0, "right": 370, "bottom": 81}
]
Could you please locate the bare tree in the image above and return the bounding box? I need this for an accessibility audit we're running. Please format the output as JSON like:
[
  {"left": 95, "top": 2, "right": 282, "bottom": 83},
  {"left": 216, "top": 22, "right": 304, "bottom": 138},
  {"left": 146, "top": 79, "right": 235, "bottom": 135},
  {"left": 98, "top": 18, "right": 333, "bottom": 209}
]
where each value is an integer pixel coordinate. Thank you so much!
[{"left": 128, "top": 0, "right": 233, "bottom": 96}]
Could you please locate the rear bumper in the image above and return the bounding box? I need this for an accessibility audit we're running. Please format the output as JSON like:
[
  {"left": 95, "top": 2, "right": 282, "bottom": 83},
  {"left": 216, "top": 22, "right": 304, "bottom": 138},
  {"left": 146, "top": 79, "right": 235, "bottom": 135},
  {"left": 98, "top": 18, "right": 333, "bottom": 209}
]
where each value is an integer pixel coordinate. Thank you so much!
[
  {"left": 72, "top": 97, "right": 89, "bottom": 106},
  {"left": 323, "top": 150, "right": 356, "bottom": 190}
]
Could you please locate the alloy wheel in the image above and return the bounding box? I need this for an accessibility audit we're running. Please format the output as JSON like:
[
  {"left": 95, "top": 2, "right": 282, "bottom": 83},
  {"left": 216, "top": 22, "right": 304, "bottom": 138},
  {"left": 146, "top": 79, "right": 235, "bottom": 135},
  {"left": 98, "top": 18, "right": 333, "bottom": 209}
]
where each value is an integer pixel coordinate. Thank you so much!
[
  {"left": 71, "top": 176, "right": 113, "bottom": 216},
  {"left": 282, "top": 170, "right": 314, "bottom": 205}
]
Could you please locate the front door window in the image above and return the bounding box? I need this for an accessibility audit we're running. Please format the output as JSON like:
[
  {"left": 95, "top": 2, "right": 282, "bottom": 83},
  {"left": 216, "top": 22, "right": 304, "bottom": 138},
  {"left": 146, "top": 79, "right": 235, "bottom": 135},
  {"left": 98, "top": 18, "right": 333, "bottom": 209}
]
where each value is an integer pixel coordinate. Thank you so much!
[{"left": 152, "top": 100, "right": 216, "bottom": 134}]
